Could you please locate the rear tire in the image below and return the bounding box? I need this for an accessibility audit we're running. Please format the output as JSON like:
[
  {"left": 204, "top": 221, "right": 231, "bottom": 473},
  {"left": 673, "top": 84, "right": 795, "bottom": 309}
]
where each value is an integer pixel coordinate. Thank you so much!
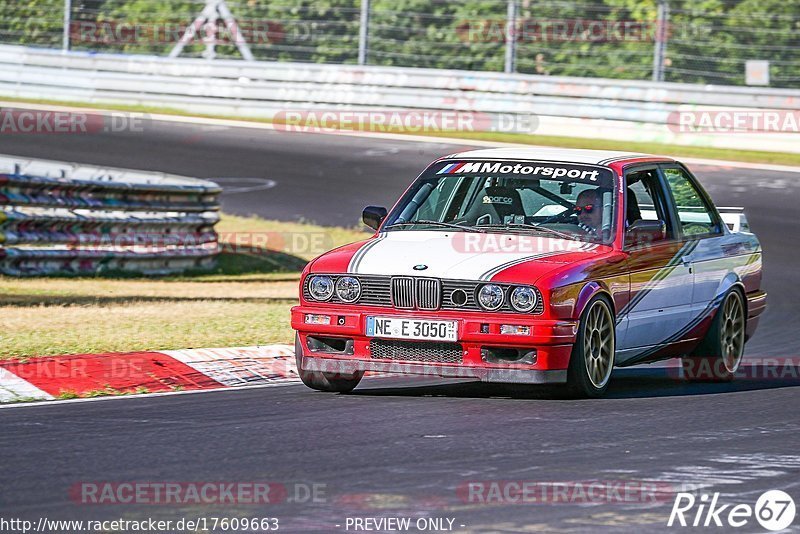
[
  {"left": 567, "top": 296, "right": 616, "bottom": 398},
  {"left": 294, "top": 334, "right": 363, "bottom": 393},
  {"left": 682, "top": 289, "right": 746, "bottom": 382}
]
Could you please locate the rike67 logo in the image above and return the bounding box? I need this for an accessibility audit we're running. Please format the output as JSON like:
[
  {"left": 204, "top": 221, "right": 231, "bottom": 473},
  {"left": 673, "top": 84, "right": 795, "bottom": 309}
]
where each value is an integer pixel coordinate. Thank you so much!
[{"left": 668, "top": 490, "right": 796, "bottom": 531}]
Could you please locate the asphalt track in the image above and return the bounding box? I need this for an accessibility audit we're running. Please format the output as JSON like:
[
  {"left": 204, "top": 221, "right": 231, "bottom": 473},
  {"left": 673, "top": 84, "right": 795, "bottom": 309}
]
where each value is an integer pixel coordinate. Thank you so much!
[{"left": 1, "top": 114, "right": 799, "bottom": 532}]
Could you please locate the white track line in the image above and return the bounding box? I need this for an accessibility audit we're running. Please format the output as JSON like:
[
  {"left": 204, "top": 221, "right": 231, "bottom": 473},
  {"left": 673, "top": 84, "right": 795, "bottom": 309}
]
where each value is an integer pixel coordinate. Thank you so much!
[
  {"left": 0, "top": 373, "right": 406, "bottom": 410},
  {"left": 0, "top": 379, "right": 299, "bottom": 410}
]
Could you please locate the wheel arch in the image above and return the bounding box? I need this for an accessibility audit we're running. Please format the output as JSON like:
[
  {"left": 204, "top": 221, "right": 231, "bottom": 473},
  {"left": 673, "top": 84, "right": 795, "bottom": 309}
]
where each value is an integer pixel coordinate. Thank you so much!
[
  {"left": 717, "top": 273, "right": 748, "bottom": 318},
  {"left": 575, "top": 281, "right": 616, "bottom": 321}
]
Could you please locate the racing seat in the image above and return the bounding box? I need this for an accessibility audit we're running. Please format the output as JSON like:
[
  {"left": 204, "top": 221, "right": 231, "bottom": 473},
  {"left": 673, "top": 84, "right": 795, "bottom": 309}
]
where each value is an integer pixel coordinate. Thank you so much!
[
  {"left": 462, "top": 186, "right": 525, "bottom": 225},
  {"left": 626, "top": 187, "right": 642, "bottom": 227}
]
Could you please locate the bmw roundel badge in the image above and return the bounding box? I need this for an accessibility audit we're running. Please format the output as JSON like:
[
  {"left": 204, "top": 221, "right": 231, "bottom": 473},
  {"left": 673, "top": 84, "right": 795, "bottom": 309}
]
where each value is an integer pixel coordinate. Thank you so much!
[{"left": 413, "top": 264, "right": 428, "bottom": 271}]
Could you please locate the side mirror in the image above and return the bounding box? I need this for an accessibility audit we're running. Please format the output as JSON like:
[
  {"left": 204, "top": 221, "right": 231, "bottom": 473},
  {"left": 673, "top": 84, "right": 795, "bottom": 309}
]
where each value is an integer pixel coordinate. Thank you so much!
[
  {"left": 626, "top": 219, "right": 666, "bottom": 247},
  {"left": 362, "top": 205, "right": 387, "bottom": 231}
]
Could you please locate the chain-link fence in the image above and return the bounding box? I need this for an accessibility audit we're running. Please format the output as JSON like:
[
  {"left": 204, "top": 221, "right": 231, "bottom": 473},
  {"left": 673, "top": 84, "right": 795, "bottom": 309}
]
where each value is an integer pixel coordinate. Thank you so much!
[{"left": 1, "top": 0, "right": 798, "bottom": 88}]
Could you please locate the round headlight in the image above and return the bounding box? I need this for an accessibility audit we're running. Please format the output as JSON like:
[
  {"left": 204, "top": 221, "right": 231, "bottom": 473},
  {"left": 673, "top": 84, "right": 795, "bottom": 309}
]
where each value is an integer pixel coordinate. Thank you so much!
[
  {"left": 510, "top": 286, "right": 537, "bottom": 312},
  {"left": 335, "top": 276, "right": 361, "bottom": 303},
  {"left": 308, "top": 275, "right": 334, "bottom": 301},
  {"left": 478, "top": 284, "right": 505, "bottom": 311}
]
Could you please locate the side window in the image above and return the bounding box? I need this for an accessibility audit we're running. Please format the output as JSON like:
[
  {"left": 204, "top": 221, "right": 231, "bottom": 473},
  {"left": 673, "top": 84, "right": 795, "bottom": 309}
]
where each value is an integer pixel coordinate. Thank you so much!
[
  {"left": 625, "top": 169, "right": 675, "bottom": 239},
  {"left": 662, "top": 167, "right": 720, "bottom": 237}
]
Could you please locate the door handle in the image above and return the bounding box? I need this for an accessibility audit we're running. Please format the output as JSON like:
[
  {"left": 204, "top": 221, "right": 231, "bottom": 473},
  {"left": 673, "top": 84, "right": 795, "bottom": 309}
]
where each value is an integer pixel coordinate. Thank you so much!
[{"left": 681, "top": 255, "right": 694, "bottom": 274}]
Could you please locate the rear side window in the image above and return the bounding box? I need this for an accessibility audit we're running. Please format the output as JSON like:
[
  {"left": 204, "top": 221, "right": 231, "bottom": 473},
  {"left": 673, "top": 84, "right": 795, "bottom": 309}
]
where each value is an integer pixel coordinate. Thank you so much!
[{"left": 663, "top": 167, "right": 720, "bottom": 237}]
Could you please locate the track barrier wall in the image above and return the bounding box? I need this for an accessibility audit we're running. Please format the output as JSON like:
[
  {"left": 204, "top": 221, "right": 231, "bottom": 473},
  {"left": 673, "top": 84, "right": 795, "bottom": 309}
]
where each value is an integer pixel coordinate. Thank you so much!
[{"left": 1, "top": 45, "right": 799, "bottom": 153}]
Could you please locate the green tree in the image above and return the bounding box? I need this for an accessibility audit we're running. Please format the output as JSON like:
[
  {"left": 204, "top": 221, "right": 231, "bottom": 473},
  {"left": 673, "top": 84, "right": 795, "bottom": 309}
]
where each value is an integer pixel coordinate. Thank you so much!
[
  {"left": 0, "top": 0, "right": 64, "bottom": 48},
  {"left": 0, "top": 0, "right": 797, "bottom": 87},
  {"left": 369, "top": 0, "right": 506, "bottom": 70}
]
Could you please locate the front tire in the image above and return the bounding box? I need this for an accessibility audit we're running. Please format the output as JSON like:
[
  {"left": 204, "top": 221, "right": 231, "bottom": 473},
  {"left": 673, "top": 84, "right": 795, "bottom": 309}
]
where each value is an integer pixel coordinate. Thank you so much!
[
  {"left": 567, "top": 296, "right": 616, "bottom": 398},
  {"left": 682, "top": 289, "right": 746, "bottom": 382},
  {"left": 294, "top": 334, "right": 363, "bottom": 393}
]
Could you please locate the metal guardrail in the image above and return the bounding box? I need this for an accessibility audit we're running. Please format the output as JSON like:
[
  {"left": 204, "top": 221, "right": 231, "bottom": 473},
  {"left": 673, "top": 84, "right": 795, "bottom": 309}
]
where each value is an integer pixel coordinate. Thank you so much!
[
  {"left": 0, "top": 44, "right": 798, "bottom": 152},
  {"left": 0, "top": 155, "right": 221, "bottom": 276},
  {"left": 1, "top": 45, "right": 797, "bottom": 120}
]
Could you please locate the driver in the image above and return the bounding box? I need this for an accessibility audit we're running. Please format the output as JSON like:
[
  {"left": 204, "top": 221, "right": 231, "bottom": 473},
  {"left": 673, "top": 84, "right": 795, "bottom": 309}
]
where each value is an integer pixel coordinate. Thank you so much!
[{"left": 574, "top": 189, "right": 604, "bottom": 238}]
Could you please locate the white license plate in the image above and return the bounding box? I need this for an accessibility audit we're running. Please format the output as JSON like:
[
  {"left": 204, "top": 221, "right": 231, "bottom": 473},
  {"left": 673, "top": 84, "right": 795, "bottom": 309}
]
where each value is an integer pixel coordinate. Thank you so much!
[{"left": 366, "top": 316, "right": 458, "bottom": 342}]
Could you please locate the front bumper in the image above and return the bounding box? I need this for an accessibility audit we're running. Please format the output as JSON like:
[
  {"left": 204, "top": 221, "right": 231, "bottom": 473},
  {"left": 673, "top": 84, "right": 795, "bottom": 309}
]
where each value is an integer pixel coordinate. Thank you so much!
[
  {"left": 291, "top": 305, "right": 577, "bottom": 384},
  {"left": 299, "top": 355, "right": 567, "bottom": 384}
]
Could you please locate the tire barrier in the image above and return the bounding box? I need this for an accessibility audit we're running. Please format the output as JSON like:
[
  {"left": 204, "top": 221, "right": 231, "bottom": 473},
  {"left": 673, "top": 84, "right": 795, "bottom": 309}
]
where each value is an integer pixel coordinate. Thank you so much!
[{"left": 0, "top": 155, "right": 221, "bottom": 276}]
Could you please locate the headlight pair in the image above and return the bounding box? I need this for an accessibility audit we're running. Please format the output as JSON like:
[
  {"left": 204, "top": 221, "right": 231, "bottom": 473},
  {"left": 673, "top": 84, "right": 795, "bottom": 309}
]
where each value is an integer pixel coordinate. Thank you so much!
[
  {"left": 477, "top": 284, "right": 538, "bottom": 312},
  {"left": 307, "top": 275, "right": 361, "bottom": 303}
]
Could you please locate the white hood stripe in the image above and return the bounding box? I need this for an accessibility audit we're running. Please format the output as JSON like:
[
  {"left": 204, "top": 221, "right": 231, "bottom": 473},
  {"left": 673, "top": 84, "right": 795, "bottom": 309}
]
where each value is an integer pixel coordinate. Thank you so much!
[
  {"left": 348, "top": 231, "right": 599, "bottom": 280},
  {"left": 347, "top": 233, "right": 387, "bottom": 273},
  {"left": 479, "top": 243, "right": 597, "bottom": 280},
  {"left": 479, "top": 251, "right": 567, "bottom": 281}
]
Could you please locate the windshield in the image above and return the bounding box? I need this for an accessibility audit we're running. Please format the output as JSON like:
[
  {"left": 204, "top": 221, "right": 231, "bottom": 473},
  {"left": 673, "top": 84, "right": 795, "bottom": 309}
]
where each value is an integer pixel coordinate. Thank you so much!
[{"left": 384, "top": 159, "right": 617, "bottom": 244}]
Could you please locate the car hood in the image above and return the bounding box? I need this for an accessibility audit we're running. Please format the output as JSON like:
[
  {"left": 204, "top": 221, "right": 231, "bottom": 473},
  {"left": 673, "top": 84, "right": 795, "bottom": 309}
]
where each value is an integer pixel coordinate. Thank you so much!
[{"left": 311, "top": 230, "right": 612, "bottom": 282}]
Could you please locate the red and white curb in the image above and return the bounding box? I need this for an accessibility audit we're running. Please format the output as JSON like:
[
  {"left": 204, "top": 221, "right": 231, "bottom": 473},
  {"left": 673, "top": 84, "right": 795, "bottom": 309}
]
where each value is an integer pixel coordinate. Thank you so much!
[{"left": 0, "top": 344, "right": 298, "bottom": 404}]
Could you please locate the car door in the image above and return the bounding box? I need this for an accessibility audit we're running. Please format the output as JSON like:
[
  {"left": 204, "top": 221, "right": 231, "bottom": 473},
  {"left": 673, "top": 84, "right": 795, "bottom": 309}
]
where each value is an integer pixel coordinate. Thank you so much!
[
  {"left": 616, "top": 167, "right": 695, "bottom": 364},
  {"left": 659, "top": 164, "right": 729, "bottom": 320}
]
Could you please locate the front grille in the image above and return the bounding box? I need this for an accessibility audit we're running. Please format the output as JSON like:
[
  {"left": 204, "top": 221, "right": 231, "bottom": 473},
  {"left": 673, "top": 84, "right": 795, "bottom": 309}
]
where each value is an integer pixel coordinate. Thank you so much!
[
  {"left": 369, "top": 339, "right": 463, "bottom": 364},
  {"left": 304, "top": 275, "right": 543, "bottom": 314},
  {"left": 391, "top": 277, "right": 416, "bottom": 309},
  {"left": 416, "top": 278, "right": 442, "bottom": 310},
  {"left": 390, "top": 277, "right": 442, "bottom": 310}
]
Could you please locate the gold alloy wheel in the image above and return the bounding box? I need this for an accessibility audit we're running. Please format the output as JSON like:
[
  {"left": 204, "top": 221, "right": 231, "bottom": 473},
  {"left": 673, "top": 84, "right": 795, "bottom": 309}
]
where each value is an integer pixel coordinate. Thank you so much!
[
  {"left": 720, "top": 291, "right": 746, "bottom": 373},
  {"left": 584, "top": 300, "right": 615, "bottom": 389}
]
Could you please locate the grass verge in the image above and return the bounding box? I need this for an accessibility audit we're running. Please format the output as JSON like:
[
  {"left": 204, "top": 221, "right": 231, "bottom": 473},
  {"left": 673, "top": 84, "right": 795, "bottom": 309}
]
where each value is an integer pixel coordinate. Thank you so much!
[
  {"left": 2, "top": 96, "right": 800, "bottom": 167},
  {"left": 0, "top": 214, "right": 367, "bottom": 359}
]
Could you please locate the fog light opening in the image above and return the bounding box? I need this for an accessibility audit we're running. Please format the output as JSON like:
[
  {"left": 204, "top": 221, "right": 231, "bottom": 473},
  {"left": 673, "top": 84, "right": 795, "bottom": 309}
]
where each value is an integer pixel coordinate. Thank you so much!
[
  {"left": 481, "top": 346, "right": 537, "bottom": 364},
  {"left": 307, "top": 336, "right": 354, "bottom": 354}
]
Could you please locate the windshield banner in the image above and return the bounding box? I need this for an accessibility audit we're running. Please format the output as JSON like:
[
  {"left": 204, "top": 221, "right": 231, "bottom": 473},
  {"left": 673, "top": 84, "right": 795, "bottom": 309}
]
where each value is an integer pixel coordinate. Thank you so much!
[{"left": 435, "top": 161, "right": 614, "bottom": 188}]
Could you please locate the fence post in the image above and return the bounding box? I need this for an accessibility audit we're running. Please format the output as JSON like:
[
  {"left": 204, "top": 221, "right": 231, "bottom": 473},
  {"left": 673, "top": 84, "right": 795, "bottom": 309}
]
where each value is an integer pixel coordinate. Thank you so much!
[
  {"left": 358, "top": 0, "right": 371, "bottom": 65},
  {"left": 652, "top": 0, "right": 669, "bottom": 82},
  {"left": 504, "top": 0, "right": 517, "bottom": 73},
  {"left": 62, "top": 0, "right": 72, "bottom": 51}
]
